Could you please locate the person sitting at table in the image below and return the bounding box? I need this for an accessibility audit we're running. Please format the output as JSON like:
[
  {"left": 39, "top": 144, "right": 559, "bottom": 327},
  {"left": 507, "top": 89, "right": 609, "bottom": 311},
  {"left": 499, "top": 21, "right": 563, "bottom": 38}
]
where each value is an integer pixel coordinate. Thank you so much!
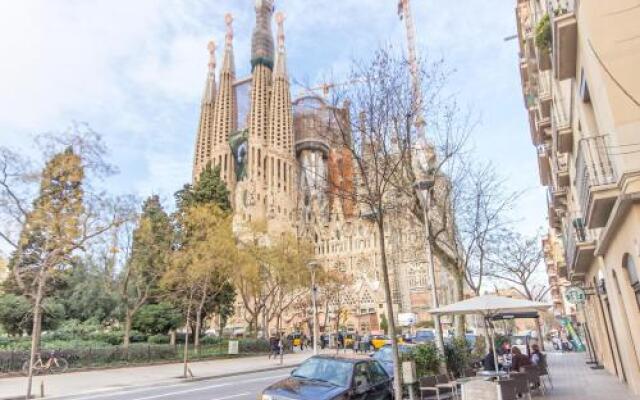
[
  {"left": 530, "top": 344, "right": 543, "bottom": 366},
  {"left": 482, "top": 347, "right": 502, "bottom": 371},
  {"left": 511, "top": 347, "right": 532, "bottom": 372}
]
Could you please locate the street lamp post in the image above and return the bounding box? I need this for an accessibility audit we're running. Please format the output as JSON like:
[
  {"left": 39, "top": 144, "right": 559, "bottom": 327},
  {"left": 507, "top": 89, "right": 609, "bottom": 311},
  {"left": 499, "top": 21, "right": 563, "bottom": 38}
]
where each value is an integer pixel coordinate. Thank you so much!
[
  {"left": 414, "top": 179, "right": 446, "bottom": 371},
  {"left": 307, "top": 261, "right": 320, "bottom": 355}
]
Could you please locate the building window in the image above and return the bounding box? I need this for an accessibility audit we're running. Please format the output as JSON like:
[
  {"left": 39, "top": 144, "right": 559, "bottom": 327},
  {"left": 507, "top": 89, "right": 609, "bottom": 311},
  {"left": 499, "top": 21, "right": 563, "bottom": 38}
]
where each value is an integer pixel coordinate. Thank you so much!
[{"left": 622, "top": 253, "right": 640, "bottom": 309}]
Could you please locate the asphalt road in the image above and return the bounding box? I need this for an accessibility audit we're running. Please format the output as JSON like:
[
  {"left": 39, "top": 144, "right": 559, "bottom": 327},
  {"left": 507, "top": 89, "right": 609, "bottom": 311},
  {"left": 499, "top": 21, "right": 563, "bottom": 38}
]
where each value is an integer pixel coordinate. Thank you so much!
[{"left": 44, "top": 368, "right": 295, "bottom": 400}]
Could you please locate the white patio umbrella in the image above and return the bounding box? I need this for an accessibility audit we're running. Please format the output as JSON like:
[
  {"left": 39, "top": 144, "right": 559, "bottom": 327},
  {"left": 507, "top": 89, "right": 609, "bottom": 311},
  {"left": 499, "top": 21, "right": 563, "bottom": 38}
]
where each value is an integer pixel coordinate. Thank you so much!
[{"left": 429, "top": 295, "right": 552, "bottom": 374}]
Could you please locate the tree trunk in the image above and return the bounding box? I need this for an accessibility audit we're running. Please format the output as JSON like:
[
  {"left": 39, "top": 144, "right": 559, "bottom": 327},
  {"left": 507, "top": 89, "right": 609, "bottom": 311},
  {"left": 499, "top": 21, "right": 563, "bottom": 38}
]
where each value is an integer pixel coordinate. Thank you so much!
[
  {"left": 123, "top": 311, "right": 132, "bottom": 349},
  {"left": 194, "top": 310, "right": 202, "bottom": 355},
  {"left": 535, "top": 317, "right": 545, "bottom": 351},
  {"left": 26, "top": 271, "right": 47, "bottom": 400},
  {"left": 194, "top": 282, "right": 208, "bottom": 355},
  {"left": 170, "top": 329, "right": 176, "bottom": 346},
  {"left": 453, "top": 270, "right": 466, "bottom": 337},
  {"left": 323, "top": 299, "right": 329, "bottom": 331},
  {"left": 183, "top": 289, "right": 194, "bottom": 378},
  {"left": 252, "top": 312, "right": 259, "bottom": 339},
  {"left": 375, "top": 217, "right": 403, "bottom": 400}
]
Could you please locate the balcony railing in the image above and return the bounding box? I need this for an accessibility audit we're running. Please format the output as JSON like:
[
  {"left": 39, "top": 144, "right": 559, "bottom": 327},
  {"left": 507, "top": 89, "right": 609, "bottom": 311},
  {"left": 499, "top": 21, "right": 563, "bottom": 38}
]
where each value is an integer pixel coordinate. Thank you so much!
[
  {"left": 548, "top": 0, "right": 576, "bottom": 16},
  {"left": 549, "top": 0, "right": 578, "bottom": 80},
  {"left": 563, "top": 212, "right": 597, "bottom": 279},
  {"left": 538, "top": 70, "right": 552, "bottom": 101},
  {"left": 575, "top": 135, "right": 616, "bottom": 220}
]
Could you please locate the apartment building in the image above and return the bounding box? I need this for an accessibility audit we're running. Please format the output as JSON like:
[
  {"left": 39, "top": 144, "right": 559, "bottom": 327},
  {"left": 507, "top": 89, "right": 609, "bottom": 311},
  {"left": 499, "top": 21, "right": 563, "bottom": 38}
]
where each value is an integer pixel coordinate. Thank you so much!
[{"left": 515, "top": 0, "right": 640, "bottom": 394}]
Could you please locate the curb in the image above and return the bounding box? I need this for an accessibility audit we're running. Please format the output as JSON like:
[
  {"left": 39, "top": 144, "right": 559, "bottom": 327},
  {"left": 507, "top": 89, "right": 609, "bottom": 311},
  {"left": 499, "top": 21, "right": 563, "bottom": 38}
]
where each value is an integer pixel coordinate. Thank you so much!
[{"left": 0, "top": 361, "right": 302, "bottom": 400}]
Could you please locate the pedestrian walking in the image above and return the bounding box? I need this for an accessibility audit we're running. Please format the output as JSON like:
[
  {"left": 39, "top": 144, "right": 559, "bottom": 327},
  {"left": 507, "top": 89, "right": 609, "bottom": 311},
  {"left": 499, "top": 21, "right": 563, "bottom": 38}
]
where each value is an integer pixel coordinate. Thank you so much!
[
  {"left": 269, "top": 335, "right": 279, "bottom": 359},
  {"left": 353, "top": 334, "right": 360, "bottom": 353}
]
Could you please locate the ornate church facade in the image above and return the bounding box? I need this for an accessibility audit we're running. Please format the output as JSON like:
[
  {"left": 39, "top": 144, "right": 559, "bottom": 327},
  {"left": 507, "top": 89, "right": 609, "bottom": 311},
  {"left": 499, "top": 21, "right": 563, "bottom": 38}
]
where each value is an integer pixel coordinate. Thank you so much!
[{"left": 192, "top": 1, "right": 457, "bottom": 334}]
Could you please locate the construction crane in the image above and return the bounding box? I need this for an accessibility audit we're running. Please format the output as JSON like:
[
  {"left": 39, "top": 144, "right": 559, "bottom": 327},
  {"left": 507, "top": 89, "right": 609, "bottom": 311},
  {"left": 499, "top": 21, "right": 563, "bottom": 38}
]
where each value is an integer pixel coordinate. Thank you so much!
[{"left": 397, "top": 0, "right": 426, "bottom": 135}]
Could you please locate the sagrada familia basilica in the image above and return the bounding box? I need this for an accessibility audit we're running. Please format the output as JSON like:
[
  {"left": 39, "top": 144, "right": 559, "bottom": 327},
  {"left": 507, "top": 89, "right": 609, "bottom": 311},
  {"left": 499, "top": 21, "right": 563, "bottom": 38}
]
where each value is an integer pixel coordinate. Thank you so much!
[{"left": 192, "top": 0, "right": 458, "bottom": 334}]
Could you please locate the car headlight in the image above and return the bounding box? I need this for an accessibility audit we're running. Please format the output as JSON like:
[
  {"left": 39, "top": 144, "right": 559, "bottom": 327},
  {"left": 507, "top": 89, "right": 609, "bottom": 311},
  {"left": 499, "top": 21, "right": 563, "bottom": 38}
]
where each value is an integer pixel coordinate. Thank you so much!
[{"left": 260, "top": 395, "right": 273, "bottom": 400}]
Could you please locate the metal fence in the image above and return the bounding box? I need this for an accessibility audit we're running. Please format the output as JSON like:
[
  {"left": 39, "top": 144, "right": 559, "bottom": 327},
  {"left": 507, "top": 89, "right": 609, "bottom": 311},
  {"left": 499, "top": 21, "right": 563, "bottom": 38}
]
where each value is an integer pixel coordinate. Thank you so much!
[{"left": 0, "top": 340, "right": 270, "bottom": 374}]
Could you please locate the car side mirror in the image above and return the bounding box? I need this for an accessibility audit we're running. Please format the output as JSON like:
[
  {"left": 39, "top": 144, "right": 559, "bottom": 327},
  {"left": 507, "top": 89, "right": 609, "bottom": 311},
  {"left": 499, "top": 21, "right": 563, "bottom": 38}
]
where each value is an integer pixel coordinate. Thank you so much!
[{"left": 290, "top": 368, "right": 297, "bottom": 376}]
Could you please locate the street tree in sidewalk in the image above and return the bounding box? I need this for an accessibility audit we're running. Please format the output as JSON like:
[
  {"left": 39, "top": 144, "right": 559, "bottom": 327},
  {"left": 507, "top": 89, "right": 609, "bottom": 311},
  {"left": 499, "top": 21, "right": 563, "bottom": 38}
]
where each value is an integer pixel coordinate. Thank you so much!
[
  {"left": 163, "top": 203, "right": 236, "bottom": 374},
  {"left": 121, "top": 195, "right": 172, "bottom": 348},
  {"left": 488, "top": 231, "right": 549, "bottom": 347},
  {"left": 324, "top": 47, "right": 426, "bottom": 399},
  {"left": 173, "top": 163, "right": 235, "bottom": 351},
  {"left": 0, "top": 125, "right": 131, "bottom": 399},
  {"left": 263, "top": 233, "right": 314, "bottom": 338}
]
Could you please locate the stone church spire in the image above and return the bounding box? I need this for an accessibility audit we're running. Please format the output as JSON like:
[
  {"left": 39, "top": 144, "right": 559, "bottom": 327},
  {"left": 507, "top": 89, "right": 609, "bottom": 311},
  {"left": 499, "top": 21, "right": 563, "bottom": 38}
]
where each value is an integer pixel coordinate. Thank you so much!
[
  {"left": 192, "top": 40, "right": 217, "bottom": 180},
  {"left": 264, "top": 11, "right": 296, "bottom": 234},
  {"left": 268, "top": 12, "right": 294, "bottom": 182},
  {"left": 248, "top": 0, "right": 274, "bottom": 187},
  {"left": 210, "top": 13, "right": 237, "bottom": 184}
]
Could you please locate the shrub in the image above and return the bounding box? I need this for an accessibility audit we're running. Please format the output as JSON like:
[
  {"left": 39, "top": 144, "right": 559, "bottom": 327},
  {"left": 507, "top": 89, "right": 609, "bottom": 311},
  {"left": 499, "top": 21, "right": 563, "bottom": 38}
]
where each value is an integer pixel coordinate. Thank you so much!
[
  {"left": 148, "top": 334, "right": 170, "bottom": 344},
  {"left": 444, "top": 337, "right": 472, "bottom": 377},
  {"left": 133, "top": 303, "right": 182, "bottom": 336},
  {"left": 407, "top": 343, "right": 441, "bottom": 378},
  {"left": 238, "top": 339, "right": 270, "bottom": 353},
  {"left": 535, "top": 13, "right": 552, "bottom": 52},
  {"left": 0, "top": 294, "right": 32, "bottom": 336},
  {"left": 88, "top": 331, "right": 123, "bottom": 346},
  {"left": 129, "top": 330, "right": 147, "bottom": 343},
  {"left": 200, "top": 335, "right": 222, "bottom": 345}
]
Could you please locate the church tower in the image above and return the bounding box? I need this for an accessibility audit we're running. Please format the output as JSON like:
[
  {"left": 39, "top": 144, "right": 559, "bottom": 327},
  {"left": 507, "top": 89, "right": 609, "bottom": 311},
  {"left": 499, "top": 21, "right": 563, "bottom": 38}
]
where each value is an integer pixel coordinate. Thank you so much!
[
  {"left": 210, "top": 14, "right": 237, "bottom": 185},
  {"left": 265, "top": 11, "right": 296, "bottom": 233},
  {"left": 192, "top": 40, "right": 217, "bottom": 180},
  {"left": 241, "top": 0, "right": 275, "bottom": 224}
]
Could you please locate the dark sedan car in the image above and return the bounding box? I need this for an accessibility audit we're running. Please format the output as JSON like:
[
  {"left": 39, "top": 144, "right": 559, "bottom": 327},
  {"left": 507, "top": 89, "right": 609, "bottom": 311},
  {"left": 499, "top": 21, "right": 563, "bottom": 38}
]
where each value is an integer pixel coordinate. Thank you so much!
[
  {"left": 259, "top": 355, "right": 393, "bottom": 400},
  {"left": 371, "top": 344, "right": 415, "bottom": 377}
]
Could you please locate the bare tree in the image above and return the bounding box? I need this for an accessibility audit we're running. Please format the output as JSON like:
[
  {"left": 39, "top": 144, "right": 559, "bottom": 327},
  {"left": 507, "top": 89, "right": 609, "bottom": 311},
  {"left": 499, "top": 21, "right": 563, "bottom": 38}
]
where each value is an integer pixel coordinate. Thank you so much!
[
  {"left": 0, "top": 125, "right": 131, "bottom": 399},
  {"left": 323, "top": 47, "right": 430, "bottom": 398},
  {"left": 488, "top": 231, "right": 550, "bottom": 348}
]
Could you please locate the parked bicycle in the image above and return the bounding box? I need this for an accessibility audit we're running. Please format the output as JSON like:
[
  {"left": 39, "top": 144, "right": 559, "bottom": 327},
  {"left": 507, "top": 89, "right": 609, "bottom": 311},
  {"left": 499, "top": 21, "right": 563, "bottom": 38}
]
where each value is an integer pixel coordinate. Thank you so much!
[{"left": 21, "top": 352, "right": 69, "bottom": 375}]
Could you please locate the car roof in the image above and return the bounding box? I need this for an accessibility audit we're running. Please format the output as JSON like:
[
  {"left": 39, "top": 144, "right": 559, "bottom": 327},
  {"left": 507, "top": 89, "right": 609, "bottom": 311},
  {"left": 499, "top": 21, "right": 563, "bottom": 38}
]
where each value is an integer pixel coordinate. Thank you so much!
[{"left": 310, "top": 354, "right": 372, "bottom": 363}]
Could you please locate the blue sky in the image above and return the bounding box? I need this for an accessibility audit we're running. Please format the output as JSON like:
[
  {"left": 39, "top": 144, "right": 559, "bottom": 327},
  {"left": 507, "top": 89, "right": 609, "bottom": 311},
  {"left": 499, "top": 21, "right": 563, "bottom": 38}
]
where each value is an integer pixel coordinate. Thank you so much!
[{"left": 0, "top": 0, "right": 546, "bottom": 236}]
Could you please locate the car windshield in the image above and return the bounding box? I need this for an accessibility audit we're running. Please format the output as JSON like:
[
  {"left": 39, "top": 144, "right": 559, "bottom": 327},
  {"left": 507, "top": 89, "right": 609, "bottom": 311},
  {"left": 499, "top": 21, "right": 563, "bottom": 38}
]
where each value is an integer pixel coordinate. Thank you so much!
[
  {"left": 416, "top": 331, "right": 434, "bottom": 339},
  {"left": 292, "top": 357, "right": 353, "bottom": 387},
  {"left": 373, "top": 346, "right": 393, "bottom": 362}
]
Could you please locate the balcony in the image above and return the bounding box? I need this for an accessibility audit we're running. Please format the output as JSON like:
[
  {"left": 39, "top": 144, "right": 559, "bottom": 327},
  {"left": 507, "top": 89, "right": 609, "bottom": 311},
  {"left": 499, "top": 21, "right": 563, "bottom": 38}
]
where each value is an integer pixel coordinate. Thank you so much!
[
  {"left": 552, "top": 79, "right": 574, "bottom": 153},
  {"left": 564, "top": 214, "right": 596, "bottom": 281},
  {"left": 550, "top": 0, "right": 578, "bottom": 80},
  {"left": 575, "top": 136, "right": 620, "bottom": 228},
  {"left": 537, "top": 70, "right": 553, "bottom": 115},
  {"left": 550, "top": 186, "right": 568, "bottom": 212},
  {"left": 554, "top": 152, "right": 570, "bottom": 188},
  {"left": 548, "top": 203, "right": 561, "bottom": 230},
  {"left": 538, "top": 145, "right": 552, "bottom": 186}
]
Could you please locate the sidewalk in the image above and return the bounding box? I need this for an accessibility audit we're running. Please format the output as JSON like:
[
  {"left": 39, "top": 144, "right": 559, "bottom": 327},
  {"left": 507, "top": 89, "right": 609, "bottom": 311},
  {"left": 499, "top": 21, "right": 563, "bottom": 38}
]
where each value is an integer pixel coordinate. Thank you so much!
[
  {"left": 545, "top": 351, "right": 640, "bottom": 400},
  {"left": 0, "top": 349, "right": 318, "bottom": 400}
]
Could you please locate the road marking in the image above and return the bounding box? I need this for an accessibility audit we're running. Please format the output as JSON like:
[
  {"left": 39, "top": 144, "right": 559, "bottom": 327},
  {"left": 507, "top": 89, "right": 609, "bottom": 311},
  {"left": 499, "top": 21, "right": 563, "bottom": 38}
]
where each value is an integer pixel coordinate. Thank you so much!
[
  {"left": 211, "top": 393, "right": 250, "bottom": 400},
  {"left": 53, "top": 373, "right": 289, "bottom": 400}
]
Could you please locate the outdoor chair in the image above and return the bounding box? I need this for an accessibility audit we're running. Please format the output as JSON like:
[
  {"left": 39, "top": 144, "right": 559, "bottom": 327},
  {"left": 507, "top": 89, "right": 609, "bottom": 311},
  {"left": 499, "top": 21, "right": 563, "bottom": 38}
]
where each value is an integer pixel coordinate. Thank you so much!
[
  {"left": 537, "top": 353, "right": 553, "bottom": 390},
  {"left": 436, "top": 374, "right": 459, "bottom": 399},
  {"left": 510, "top": 372, "right": 532, "bottom": 400},
  {"left": 498, "top": 379, "right": 518, "bottom": 400},
  {"left": 420, "top": 375, "right": 455, "bottom": 400},
  {"left": 521, "top": 365, "right": 545, "bottom": 396}
]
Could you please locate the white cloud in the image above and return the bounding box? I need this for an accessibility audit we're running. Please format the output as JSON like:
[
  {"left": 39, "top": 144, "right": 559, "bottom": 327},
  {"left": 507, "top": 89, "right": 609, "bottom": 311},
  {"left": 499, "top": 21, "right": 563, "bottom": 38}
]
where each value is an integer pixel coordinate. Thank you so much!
[{"left": 0, "top": 0, "right": 546, "bottom": 234}]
